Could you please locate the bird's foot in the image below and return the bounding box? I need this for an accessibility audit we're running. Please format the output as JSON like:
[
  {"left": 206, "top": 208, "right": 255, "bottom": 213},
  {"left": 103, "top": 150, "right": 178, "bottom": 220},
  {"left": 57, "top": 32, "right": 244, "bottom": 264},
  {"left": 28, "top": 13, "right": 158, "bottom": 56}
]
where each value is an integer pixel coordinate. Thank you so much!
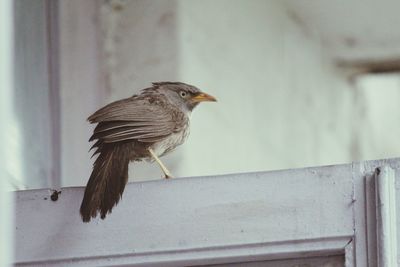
[{"left": 165, "top": 174, "right": 173, "bottom": 179}]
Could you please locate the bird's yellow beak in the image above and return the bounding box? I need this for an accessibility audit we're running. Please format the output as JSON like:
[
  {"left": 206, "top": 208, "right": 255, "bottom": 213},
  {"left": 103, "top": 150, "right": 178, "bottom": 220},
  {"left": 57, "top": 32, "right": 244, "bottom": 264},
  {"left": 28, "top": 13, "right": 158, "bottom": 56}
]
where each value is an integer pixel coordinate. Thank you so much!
[{"left": 191, "top": 92, "right": 217, "bottom": 102}]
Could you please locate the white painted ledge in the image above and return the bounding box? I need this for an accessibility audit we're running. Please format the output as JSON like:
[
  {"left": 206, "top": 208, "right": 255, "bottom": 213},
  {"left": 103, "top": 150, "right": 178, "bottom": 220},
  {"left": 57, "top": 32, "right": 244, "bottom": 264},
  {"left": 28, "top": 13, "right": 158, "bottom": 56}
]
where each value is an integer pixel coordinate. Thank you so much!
[{"left": 13, "top": 159, "right": 400, "bottom": 266}]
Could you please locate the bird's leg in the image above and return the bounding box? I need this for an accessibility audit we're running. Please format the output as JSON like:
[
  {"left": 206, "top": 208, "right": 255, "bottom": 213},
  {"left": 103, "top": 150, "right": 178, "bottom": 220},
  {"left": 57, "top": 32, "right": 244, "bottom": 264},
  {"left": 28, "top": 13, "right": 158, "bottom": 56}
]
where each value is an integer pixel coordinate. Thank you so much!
[{"left": 148, "top": 148, "right": 174, "bottom": 179}]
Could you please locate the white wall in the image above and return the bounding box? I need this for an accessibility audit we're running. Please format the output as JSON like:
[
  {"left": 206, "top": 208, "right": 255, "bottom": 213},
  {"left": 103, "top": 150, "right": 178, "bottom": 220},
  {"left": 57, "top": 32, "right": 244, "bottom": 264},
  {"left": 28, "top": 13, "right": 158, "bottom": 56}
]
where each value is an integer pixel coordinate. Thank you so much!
[
  {"left": 97, "top": 0, "right": 183, "bottom": 181},
  {"left": 353, "top": 74, "right": 400, "bottom": 160},
  {"left": 62, "top": 0, "right": 400, "bottom": 185},
  {"left": 95, "top": 0, "right": 355, "bottom": 181},
  {"left": 59, "top": 1, "right": 106, "bottom": 187},
  {"left": 176, "top": 0, "right": 354, "bottom": 177}
]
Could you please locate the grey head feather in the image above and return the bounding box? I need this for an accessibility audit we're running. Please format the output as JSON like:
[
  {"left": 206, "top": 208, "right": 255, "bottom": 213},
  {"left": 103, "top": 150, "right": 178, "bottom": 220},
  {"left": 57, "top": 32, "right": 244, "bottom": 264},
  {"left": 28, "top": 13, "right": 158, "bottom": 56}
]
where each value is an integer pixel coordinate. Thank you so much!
[{"left": 148, "top": 82, "right": 202, "bottom": 112}]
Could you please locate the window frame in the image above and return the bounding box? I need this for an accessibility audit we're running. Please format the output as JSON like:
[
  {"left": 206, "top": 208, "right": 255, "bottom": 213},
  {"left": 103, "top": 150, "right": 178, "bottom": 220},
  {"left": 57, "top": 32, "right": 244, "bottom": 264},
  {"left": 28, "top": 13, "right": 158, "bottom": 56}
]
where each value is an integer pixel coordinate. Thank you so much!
[{"left": 14, "top": 158, "right": 399, "bottom": 266}]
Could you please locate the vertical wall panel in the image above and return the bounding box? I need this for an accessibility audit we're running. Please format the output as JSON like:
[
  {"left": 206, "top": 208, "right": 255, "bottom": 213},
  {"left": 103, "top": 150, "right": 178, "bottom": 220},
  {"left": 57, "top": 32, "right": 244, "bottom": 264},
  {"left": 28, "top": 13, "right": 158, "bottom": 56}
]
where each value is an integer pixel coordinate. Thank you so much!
[
  {"left": 59, "top": 0, "right": 106, "bottom": 187},
  {"left": 13, "top": 0, "right": 52, "bottom": 189}
]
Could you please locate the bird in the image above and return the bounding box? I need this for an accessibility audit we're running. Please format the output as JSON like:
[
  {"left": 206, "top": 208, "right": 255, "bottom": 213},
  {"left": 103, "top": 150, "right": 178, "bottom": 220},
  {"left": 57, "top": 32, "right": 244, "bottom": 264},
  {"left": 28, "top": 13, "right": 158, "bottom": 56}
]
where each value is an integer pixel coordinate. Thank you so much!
[{"left": 80, "top": 82, "right": 217, "bottom": 222}]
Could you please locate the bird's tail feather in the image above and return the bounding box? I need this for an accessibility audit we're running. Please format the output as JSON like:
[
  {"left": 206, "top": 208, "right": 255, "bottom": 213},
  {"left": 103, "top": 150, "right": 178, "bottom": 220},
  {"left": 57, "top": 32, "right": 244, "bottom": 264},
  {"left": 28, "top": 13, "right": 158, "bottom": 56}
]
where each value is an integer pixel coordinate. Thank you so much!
[{"left": 80, "top": 144, "right": 129, "bottom": 222}]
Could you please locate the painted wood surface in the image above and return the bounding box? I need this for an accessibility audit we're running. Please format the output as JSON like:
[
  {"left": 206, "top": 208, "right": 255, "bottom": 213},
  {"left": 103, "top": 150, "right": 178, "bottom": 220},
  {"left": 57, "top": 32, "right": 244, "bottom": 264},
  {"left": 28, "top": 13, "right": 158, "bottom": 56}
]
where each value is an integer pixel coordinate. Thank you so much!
[
  {"left": 15, "top": 164, "right": 355, "bottom": 266},
  {"left": 353, "top": 158, "right": 400, "bottom": 267},
  {"left": 204, "top": 255, "right": 344, "bottom": 267}
]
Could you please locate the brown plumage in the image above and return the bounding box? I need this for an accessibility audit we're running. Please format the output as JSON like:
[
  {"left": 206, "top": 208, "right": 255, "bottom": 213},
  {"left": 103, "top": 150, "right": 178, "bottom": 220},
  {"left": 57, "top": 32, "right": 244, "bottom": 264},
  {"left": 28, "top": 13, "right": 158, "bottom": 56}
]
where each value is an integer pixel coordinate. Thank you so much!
[{"left": 80, "top": 82, "right": 216, "bottom": 222}]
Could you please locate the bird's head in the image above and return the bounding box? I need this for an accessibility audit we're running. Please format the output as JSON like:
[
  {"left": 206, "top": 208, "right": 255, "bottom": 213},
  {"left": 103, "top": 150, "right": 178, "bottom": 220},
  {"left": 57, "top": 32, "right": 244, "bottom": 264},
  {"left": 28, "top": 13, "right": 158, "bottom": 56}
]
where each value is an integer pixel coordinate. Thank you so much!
[{"left": 152, "top": 82, "right": 217, "bottom": 112}]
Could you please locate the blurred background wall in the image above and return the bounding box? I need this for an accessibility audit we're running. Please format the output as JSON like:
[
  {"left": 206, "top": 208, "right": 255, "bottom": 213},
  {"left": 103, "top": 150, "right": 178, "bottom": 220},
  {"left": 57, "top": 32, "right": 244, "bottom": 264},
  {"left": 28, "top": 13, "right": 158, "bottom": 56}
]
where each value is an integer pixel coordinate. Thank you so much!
[{"left": 9, "top": 0, "right": 400, "bottom": 189}]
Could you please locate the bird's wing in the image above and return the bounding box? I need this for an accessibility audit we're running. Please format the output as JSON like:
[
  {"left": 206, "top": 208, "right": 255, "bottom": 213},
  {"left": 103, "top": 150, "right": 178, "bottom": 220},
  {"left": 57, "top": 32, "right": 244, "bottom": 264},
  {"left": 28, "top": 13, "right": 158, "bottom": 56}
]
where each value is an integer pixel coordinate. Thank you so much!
[{"left": 88, "top": 98, "right": 181, "bottom": 143}]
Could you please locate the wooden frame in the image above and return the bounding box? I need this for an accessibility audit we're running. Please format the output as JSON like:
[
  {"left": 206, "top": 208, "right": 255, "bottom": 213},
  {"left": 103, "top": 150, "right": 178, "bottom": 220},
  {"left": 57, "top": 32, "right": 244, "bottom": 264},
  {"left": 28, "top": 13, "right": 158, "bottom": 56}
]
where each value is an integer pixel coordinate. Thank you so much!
[
  {"left": 14, "top": 158, "right": 400, "bottom": 266},
  {"left": 354, "top": 159, "right": 399, "bottom": 267}
]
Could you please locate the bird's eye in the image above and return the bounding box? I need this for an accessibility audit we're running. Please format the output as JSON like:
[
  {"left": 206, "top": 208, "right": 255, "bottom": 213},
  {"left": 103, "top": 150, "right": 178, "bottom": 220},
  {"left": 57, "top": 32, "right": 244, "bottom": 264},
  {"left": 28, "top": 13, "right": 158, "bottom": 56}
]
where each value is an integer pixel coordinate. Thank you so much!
[{"left": 179, "top": 91, "right": 187, "bottom": 98}]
